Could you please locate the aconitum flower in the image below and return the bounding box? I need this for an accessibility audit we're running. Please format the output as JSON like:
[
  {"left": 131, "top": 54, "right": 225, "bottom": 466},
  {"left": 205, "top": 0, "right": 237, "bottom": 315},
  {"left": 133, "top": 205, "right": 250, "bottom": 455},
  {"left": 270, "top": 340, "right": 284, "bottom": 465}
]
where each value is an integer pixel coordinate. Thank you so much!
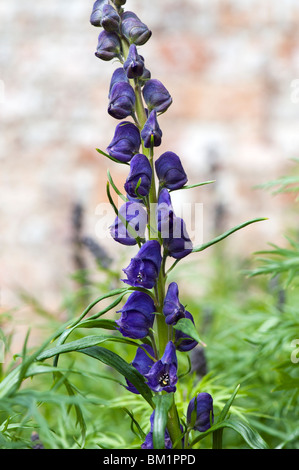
[
  {"left": 126, "top": 344, "right": 155, "bottom": 394},
  {"left": 141, "top": 110, "right": 162, "bottom": 148},
  {"left": 142, "top": 79, "right": 172, "bottom": 114},
  {"left": 187, "top": 393, "right": 214, "bottom": 432},
  {"left": 116, "top": 291, "right": 155, "bottom": 339},
  {"left": 109, "top": 67, "right": 129, "bottom": 95},
  {"left": 110, "top": 201, "right": 147, "bottom": 245},
  {"left": 90, "top": 0, "right": 109, "bottom": 27},
  {"left": 163, "top": 282, "right": 186, "bottom": 325},
  {"left": 155, "top": 151, "right": 188, "bottom": 190},
  {"left": 108, "top": 82, "right": 135, "bottom": 119},
  {"left": 95, "top": 31, "right": 122, "bottom": 61},
  {"left": 175, "top": 311, "right": 198, "bottom": 352},
  {"left": 145, "top": 341, "right": 178, "bottom": 393},
  {"left": 122, "top": 240, "right": 162, "bottom": 289},
  {"left": 124, "top": 44, "right": 145, "bottom": 79},
  {"left": 101, "top": 4, "right": 120, "bottom": 32},
  {"left": 124, "top": 154, "right": 152, "bottom": 199},
  {"left": 121, "top": 11, "right": 152, "bottom": 46},
  {"left": 107, "top": 121, "right": 141, "bottom": 163},
  {"left": 163, "top": 216, "right": 193, "bottom": 259},
  {"left": 141, "top": 411, "right": 172, "bottom": 449},
  {"left": 156, "top": 188, "right": 174, "bottom": 235}
]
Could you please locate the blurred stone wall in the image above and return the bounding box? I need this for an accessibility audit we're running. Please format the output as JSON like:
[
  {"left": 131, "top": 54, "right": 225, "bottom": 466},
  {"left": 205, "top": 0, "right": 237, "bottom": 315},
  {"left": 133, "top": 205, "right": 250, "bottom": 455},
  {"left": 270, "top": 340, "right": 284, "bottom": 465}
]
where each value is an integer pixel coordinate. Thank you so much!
[{"left": 1, "top": 0, "right": 299, "bottom": 327}]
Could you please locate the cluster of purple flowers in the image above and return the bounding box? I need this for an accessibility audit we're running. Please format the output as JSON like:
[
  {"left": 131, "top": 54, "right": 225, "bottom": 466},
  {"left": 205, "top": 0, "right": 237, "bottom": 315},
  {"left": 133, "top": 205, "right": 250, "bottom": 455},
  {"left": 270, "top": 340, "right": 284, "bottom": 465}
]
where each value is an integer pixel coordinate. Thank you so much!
[{"left": 90, "top": 0, "right": 213, "bottom": 448}]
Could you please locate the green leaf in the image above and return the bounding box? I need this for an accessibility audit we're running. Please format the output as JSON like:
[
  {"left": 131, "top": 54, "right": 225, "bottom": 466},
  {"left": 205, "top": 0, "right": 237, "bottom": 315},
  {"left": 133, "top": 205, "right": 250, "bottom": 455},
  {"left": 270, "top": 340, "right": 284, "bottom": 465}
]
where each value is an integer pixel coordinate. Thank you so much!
[
  {"left": 173, "top": 318, "right": 206, "bottom": 347},
  {"left": 170, "top": 180, "right": 215, "bottom": 191},
  {"left": 213, "top": 384, "right": 240, "bottom": 449},
  {"left": 96, "top": 148, "right": 129, "bottom": 165},
  {"left": 152, "top": 393, "right": 174, "bottom": 449},
  {"left": 107, "top": 169, "right": 128, "bottom": 202}
]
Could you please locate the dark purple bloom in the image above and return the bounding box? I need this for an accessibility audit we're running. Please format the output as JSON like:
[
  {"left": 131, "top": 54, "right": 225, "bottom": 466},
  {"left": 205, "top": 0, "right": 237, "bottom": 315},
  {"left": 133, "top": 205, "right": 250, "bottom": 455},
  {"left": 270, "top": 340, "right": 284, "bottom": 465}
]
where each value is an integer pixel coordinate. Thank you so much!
[
  {"left": 141, "top": 110, "right": 163, "bottom": 148},
  {"left": 116, "top": 291, "right": 155, "bottom": 339},
  {"left": 163, "top": 282, "right": 186, "bottom": 325},
  {"left": 124, "top": 44, "right": 145, "bottom": 79},
  {"left": 156, "top": 188, "right": 174, "bottom": 235},
  {"left": 163, "top": 216, "right": 193, "bottom": 259},
  {"left": 95, "top": 31, "right": 122, "bottom": 61},
  {"left": 145, "top": 341, "right": 178, "bottom": 393},
  {"left": 175, "top": 311, "right": 198, "bottom": 351},
  {"left": 101, "top": 4, "right": 120, "bottom": 32},
  {"left": 142, "top": 79, "right": 172, "bottom": 114},
  {"left": 110, "top": 201, "right": 147, "bottom": 245},
  {"left": 121, "top": 11, "right": 152, "bottom": 46},
  {"left": 90, "top": 0, "right": 109, "bottom": 27},
  {"left": 124, "top": 154, "right": 152, "bottom": 199},
  {"left": 108, "top": 82, "right": 135, "bottom": 119},
  {"left": 126, "top": 344, "right": 155, "bottom": 394},
  {"left": 109, "top": 67, "right": 129, "bottom": 96},
  {"left": 155, "top": 151, "right": 188, "bottom": 190},
  {"left": 187, "top": 393, "right": 214, "bottom": 432},
  {"left": 122, "top": 240, "right": 162, "bottom": 289},
  {"left": 107, "top": 121, "right": 141, "bottom": 163},
  {"left": 141, "top": 411, "right": 173, "bottom": 449}
]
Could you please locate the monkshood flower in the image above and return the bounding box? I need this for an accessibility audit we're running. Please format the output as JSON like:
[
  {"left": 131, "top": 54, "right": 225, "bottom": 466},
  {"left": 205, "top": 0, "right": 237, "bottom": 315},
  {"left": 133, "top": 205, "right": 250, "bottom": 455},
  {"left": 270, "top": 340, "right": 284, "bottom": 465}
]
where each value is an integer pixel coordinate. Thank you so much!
[
  {"left": 175, "top": 311, "right": 198, "bottom": 352},
  {"left": 109, "top": 67, "right": 129, "bottom": 96},
  {"left": 90, "top": 0, "right": 109, "bottom": 27},
  {"left": 141, "top": 411, "right": 172, "bottom": 449},
  {"left": 126, "top": 344, "right": 155, "bottom": 394},
  {"left": 156, "top": 188, "right": 174, "bottom": 235},
  {"left": 142, "top": 79, "right": 172, "bottom": 114},
  {"left": 123, "top": 44, "right": 145, "bottom": 79},
  {"left": 107, "top": 121, "right": 141, "bottom": 163},
  {"left": 187, "top": 393, "right": 214, "bottom": 432},
  {"left": 163, "top": 216, "right": 193, "bottom": 259},
  {"left": 155, "top": 151, "right": 188, "bottom": 190},
  {"left": 122, "top": 240, "right": 162, "bottom": 289},
  {"left": 124, "top": 154, "right": 152, "bottom": 199},
  {"left": 145, "top": 341, "right": 178, "bottom": 393},
  {"left": 163, "top": 282, "right": 186, "bottom": 325},
  {"left": 116, "top": 291, "right": 155, "bottom": 339},
  {"left": 108, "top": 82, "right": 135, "bottom": 119},
  {"left": 101, "top": 4, "right": 121, "bottom": 32},
  {"left": 95, "top": 31, "right": 122, "bottom": 61},
  {"left": 110, "top": 201, "right": 147, "bottom": 245},
  {"left": 141, "top": 110, "right": 163, "bottom": 148},
  {"left": 121, "top": 11, "right": 152, "bottom": 46}
]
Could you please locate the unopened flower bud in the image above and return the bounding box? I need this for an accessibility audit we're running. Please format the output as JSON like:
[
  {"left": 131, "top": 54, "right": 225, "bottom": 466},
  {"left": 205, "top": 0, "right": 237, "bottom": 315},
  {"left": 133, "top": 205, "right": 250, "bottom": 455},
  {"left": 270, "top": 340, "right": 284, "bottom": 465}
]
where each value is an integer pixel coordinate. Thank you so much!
[
  {"left": 116, "top": 291, "right": 155, "bottom": 339},
  {"left": 107, "top": 121, "right": 141, "bottom": 163},
  {"left": 95, "top": 30, "right": 122, "bottom": 61},
  {"left": 110, "top": 201, "right": 147, "bottom": 245},
  {"left": 101, "top": 4, "right": 121, "bottom": 32},
  {"left": 108, "top": 67, "right": 129, "bottom": 97},
  {"left": 90, "top": 0, "right": 109, "bottom": 27},
  {"left": 163, "top": 282, "right": 186, "bottom": 325},
  {"left": 124, "top": 44, "right": 145, "bottom": 79},
  {"left": 187, "top": 393, "right": 214, "bottom": 432},
  {"left": 121, "top": 11, "right": 152, "bottom": 46},
  {"left": 163, "top": 216, "right": 193, "bottom": 259},
  {"left": 124, "top": 154, "right": 152, "bottom": 199},
  {"left": 141, "top": 110, "right": 162, "bottom": 148},
  {"left": 155, "top": 151, "right": 188, "bottom": 190},
  {"left": 108, "top": 82, "right": 135, "bottom": 119},
  {"left": 142, "top": 79, "right": 172, "bottom": 114}
]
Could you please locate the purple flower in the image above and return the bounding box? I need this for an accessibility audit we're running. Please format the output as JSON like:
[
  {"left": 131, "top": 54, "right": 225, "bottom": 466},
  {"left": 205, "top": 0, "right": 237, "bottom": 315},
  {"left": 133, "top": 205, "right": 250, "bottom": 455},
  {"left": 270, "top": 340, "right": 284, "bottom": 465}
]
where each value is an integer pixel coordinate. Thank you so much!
[
  {"left": 90, "top": 0, "right": 109, "bottom": 27},
  {"left": 141, "top": 411, "right": 173, "bottom": 449},
  {"left": 124, "top": 44, "right": 145, "bottom": 79},
  {"left": 95, "top": 30, "right": 122, "bottom": 61},
  {"left": 163, "top": 216, "right": 193, "bottom": 259},
  {"left": 156, "top": 188, "right": 174, "bottom": 236},
  {"left": 109, "top": 67, "right": 129, "bottom": 95},
  {"left": 141, "top": 110, "right": 163, "bottom": 148},
  {"left": 142, "top": 79, "right": 172, "bottom": 114},
  {"left": 121, "top": 11, "right": 152, "bottom": 46},
  {"left": 116, "top": 291, "right": 155, "bottom": 339},
  {"left": 122, "top": 240, "right": 162, "bottom": 289},
  {"left": 126, "top": 344, "right": 155, "bottom": 394},
  {"left": 108, "top": 82, "right": 135, "bottom": 120},
  {"left": 187, "top": 393, "right": 214, "bottom": 432},
  {"left": 163, "top": 282, "right": 186, "bottom": 325},
  {"left": 145, "top": 341, "right": 178, "bottom": 393},
  {"left": 110, "top": 201, "right": 147, "bottom": 245},
  {"left": 107, "top": 121, "right": 141, "bottom": 163},
  {"left": 124, "top": 154, "right": 152, "bottom": 199},
  {"left": 155, "top": 151, "right": 188, "bottom": 190},
  {"left": 101, "top": 4, "right": 120, "bottom": 32},
  {"left": 175, "top": 311, "right": 198, "bottom": 352}
]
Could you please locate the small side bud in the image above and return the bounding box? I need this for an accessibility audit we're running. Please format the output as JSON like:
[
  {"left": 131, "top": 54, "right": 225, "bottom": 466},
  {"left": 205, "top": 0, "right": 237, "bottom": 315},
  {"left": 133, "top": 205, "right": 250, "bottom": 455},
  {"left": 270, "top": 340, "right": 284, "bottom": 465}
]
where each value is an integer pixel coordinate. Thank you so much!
[
  {"left": 141, "top": 110, "right": 162, "bottom": 148},
  {"left": 101, "top": 4, "right": 121, "bottom": 32},
  {"left": 121, "top": 11, "right": 152, "bottom": 46},
  {"left": 124, "top": 44, "right": 145, "bottom": 79},
  {"left": 90, "top": 0, "right": 109, "bottom": 27},
  {"left": 95, "top": 31, "right": 122, "bottom": 61}
]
